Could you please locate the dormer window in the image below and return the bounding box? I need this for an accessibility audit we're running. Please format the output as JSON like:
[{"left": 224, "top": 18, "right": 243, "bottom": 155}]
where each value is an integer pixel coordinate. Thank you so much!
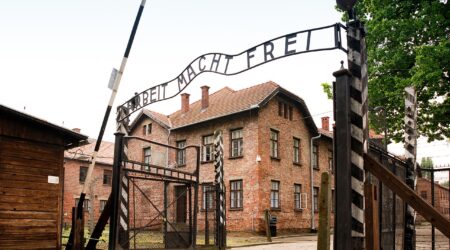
[
  {"left": 143, "top": 123, "right": 152, "bottom": 135},
  {"left": 278, "top": 101, "right": 293, "bottom": 121}
]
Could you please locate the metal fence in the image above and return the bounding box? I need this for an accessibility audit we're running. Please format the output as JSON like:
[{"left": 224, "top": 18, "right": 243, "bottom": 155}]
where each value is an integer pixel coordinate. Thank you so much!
[
  {"left": 416, "top": 166, "right": 450, "bottom": 250},
  {"left": 369, "top": 143, "right": 408, "bottom": 249},
  {"left": 369, "top": 143, "right": 450, "bottom": 250}
]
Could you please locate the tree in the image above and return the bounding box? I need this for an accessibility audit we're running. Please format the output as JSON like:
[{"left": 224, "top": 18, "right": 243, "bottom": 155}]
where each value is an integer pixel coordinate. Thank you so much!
[
  {"left": 338, "top": 0, "right": 450, "bottom": 142},
  {"left": 420, "top": 157, "right": 433, "bottom": 179},
  {"left": 441, "top": 180, "right": 449, "bottom": 188}
]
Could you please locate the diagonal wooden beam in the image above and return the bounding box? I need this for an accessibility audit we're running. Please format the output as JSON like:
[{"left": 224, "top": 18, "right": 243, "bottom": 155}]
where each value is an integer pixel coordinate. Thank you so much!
[{"left": 364, "top": 154, "right": 450, "bottom": 239}]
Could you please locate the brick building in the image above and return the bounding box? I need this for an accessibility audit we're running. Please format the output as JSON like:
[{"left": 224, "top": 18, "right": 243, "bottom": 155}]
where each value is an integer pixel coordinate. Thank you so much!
[
  {"left": 62, "top": 135, "right": 114, "bottom": 230},
  {"left": 416, "top": 177, "right": 450, "bottom": 222},
  {"left": 126, "top": 81, "right": 335, "bottom": 233}
]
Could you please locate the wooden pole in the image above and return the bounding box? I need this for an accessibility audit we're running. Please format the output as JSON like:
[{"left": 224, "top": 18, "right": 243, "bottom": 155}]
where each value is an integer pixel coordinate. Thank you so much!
[
  {"left": 364, "top": 183, "right": 379, "bottom": 250},
  {"left": 265, "top": 209, "right": 272, "bottom": 242},
  {"left": 205, "top": 190, "right": 209, "bottom": 246},
  {"left": 71, "top": 1, "right": 147, "bottom": 247},
  {"left": 317, "top": 172, "right": 331, "bottom": 250}
]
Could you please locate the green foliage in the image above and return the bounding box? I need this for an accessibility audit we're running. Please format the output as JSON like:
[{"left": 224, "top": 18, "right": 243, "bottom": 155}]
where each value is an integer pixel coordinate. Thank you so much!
[
  {"left": 420, "top": 157, "right": 433, "bottom": 179},
  {"left": 340, "top": 0, "right": 450, "bottom": 142},
  {"left": 442, "top": 180, "right": 449, "bottom": 188},
  {"left": 321, "top": 82, "right": 333, "bottom": 100}
]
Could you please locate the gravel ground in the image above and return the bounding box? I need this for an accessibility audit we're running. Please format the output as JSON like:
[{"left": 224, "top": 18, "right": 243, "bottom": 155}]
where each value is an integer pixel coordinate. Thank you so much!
[{"left": 230, "top": 235, "right": 333, "bottom": 250}]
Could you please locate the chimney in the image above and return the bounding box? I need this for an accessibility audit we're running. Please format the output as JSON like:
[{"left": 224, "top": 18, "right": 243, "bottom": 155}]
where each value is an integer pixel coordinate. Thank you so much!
[
  {"left": 181, "top": 93, "right": 190, "bottom": 113},
  {"left": 201, "top": 85, "right": 210, "bottom": 109},
  {"left": 72, "top": 128, "right": 81, "bottom": 133},
  {"left": 321, "top": 116, "right": 330, "bottom": 131}
]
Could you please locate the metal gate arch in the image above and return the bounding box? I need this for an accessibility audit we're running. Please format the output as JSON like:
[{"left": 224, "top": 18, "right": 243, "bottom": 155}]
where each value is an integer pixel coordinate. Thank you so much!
[{"left": 107, "top": 17, "right": 368, "bottom": 250}]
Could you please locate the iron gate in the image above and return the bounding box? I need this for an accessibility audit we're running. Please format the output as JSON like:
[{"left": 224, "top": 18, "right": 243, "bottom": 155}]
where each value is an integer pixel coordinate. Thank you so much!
[
  {"left": 369, "top": 142, "right": 407, "bottom": 250},
  {"left": 200, "top": 183, "right": 227, "bottom": 247},
  {"left": 115, "top": 136, "right": 200, "bottom": 249}
]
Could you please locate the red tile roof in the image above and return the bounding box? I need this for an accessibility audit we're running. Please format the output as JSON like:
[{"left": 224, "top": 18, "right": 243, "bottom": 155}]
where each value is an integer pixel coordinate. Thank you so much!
[
  {"left": 64, "top": 138, "right": 114, "bottom": 165},
  {"left": 319, "top": 127, "right": 385, "bottom": 140},
  {"left": 131, "top": 81, "right": 318, "bottom": 134},
  {"left": 169, "top": 81, "right": 279, "bottom": 129},
  {"left": 144, "top": 109, "right": 171, "bottom": 128}
]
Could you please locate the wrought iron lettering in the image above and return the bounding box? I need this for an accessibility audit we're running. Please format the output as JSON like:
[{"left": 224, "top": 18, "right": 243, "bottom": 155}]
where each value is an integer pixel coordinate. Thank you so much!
[{"left": 118, "top": 23, "right": 346, "bottom": 120}]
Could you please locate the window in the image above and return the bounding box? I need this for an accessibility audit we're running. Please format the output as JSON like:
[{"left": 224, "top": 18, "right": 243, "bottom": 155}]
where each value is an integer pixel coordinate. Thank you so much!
[
  {"left": 75, "top": 198, "right": 91, "bottom": 212},
  {"left": 293, "top": 137, "right": 301, "bottom": 164},
  {"left": 331, "top": 189, "right": 335, "bottom": 213},
  {"left": 103, "top": 170, "right": 112, "bottom": 185},
  {"left": 202, "top": 135, "right": 214, "bottom": 162},
  {"left": 202, "top": 184, "right": 214, "bottom": 210},
  {"left": 230, "top": 129, "right": 243, "bottom": 158},
  {"left": 288, "top": 106, "right": 293, "bottom": 121},
  {"left": 270, "top": 130, "right": 279, "bottom": 158},
  {"left": 278, "top": 101, "right": 284, "bottom": 117},
  {"left": 177, "top": 140, "right": 186, "bottom": 166},
  {"left": 143, "top": 147, "right": 151, "bottom": 164},
  {"left": 313, "top": 187, "right": 319, "bottom": 212},
  {"left": 328, "top": 149, "right": 333, "bottom": 173},
  {"left": 312, "top": 144, "right": 319, "bottom": 169},
  {"left": 230, "top": 180, "right": 243, "bottom": 209},
  {"left": 270, "top": 181, "right": 280, "bottom": 209},
  {"left": 420, "top": 191, "right": 427, "bottom": 199},
  {"left": 100, "top": 200, "right": 107, "bottom": 212},
  {"left": 294, "top": 184, "right": 302, "bottom": 210},
  {"left": 143, "top": 123, "right": 152, "bottom": 135},
  {"left": 79, "top": 166, "right": 88, "bottom": 183},
  {"left": 284, "top": 103, "right": 288, "bottom": 119},
  {"left": 143, "top": 147, "right": 151, "bottom": 171},
  {"left": 278, "top": 101, "right": 293, "bottom": 120}
]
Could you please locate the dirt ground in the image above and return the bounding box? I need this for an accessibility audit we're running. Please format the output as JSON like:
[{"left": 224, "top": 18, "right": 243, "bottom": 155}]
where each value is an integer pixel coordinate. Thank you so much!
[
  {"left": 62, "top": 224, "right": 448, "bottom": 249},
  {"left": 415, "top": 223, "right": 450, "bottom": 250},
  {"left": 228, "top": 234, "right": 331, "bottom": 250}
]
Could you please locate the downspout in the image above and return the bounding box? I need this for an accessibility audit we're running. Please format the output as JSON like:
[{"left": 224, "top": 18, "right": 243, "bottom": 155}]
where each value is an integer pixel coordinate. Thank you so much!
[
  {"left": 166, "top": 118, "right": 172, "bottom": 167},
  {"left": 310, "top": 133, "right": 321, "bottom": 230},
  {"left": 166, "top": 129, "right": 171, "bottom": 167}
]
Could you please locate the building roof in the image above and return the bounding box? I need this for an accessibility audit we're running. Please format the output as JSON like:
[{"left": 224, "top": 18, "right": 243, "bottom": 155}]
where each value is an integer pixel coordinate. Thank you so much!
[
  {"left": 318, "top": 128, "right": 333, "bottom": 139},
  {"left": 131, "top": 81, "right": 318, "bottom": 134},
  {"left": 319, "top": 127, "right": 385, "bottom": 140},
  {"left": 65, "top": 138, "right": 115, "bottom": 165},
  {"left": 418, "top": 177, "right": 450, "bottom": 192},
  {"left": 130, "top": 109, "right": 171, "bottom": 131},
  {"left": 170, "top": 81, "right": 280, "bottom": 129},
  {"left": 0, "top": 104, "right": 87, "bottom": 149}
]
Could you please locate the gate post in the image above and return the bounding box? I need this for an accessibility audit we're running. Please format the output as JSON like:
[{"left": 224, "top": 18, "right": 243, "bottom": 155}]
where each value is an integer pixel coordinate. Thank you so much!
[
  {"left": 333, "top": 65, "right": 353, "bottom": 250},
  {"left": 404, "top": 86, "right": 417, "bottom": 249},
  {"left": 109, "top": 132, "right": 124, "bottom": 250},
  {"left": 347, "top": 17, "right": 369, "bottom": 248},
  {"left": 214, "top": 130, "right": 226, "bottom": 249}
]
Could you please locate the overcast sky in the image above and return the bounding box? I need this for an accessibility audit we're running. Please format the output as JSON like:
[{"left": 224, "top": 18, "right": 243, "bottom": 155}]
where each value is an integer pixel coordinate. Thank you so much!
[
  {"left": 1, "top": 1, "right": 449, "bottom": 174},
  {"left": 0, "top": 0, "right": 344, "bottom": 141}
]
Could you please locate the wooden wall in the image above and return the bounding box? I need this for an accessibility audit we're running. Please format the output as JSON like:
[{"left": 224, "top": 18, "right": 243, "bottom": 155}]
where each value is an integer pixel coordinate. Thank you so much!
[{"left": 0, "top": 136, "right": 65, "bottom": 249}]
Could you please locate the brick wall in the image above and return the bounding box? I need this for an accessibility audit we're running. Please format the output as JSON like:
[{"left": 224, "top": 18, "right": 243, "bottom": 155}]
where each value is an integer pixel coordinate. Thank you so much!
[
  {"left": 256, "top": 96, "right": 334, "bottom": 232},
  {"left": 172, "top": 110, "right": 260, "bottom": 232},
  {"left": 63, "top": 160, "right": 112, "bottom": 228},
  {"left": 125, "top": 94, "right": 335, "bottom": 233},
  {"left": 416, "top": 177, "right": 450, "bottom": 222}
]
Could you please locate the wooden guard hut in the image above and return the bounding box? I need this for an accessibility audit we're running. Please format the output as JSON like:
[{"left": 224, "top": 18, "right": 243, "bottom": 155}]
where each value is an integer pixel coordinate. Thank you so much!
[{"left": 0, "top": 105, "right": 87, "bottom": 249}]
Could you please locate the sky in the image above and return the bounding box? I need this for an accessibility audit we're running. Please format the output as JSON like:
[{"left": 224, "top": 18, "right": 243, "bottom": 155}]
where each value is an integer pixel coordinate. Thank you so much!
[
  {"left": 1, "top": 1, "right": 449, "bottom": 177},
  {"left": 0, "top": 0, "right": 343, "bottom": 141}
]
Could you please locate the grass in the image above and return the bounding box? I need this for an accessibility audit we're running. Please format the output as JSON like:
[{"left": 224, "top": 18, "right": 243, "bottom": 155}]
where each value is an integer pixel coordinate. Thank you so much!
[{"left": 62, "top": 227, "right": 271, "bottom": 249}]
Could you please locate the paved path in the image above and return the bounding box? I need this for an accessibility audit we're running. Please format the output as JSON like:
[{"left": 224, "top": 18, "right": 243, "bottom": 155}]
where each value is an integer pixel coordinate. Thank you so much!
[{"left": 230, "top": 235, "right": 333, "bottom": 250}]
